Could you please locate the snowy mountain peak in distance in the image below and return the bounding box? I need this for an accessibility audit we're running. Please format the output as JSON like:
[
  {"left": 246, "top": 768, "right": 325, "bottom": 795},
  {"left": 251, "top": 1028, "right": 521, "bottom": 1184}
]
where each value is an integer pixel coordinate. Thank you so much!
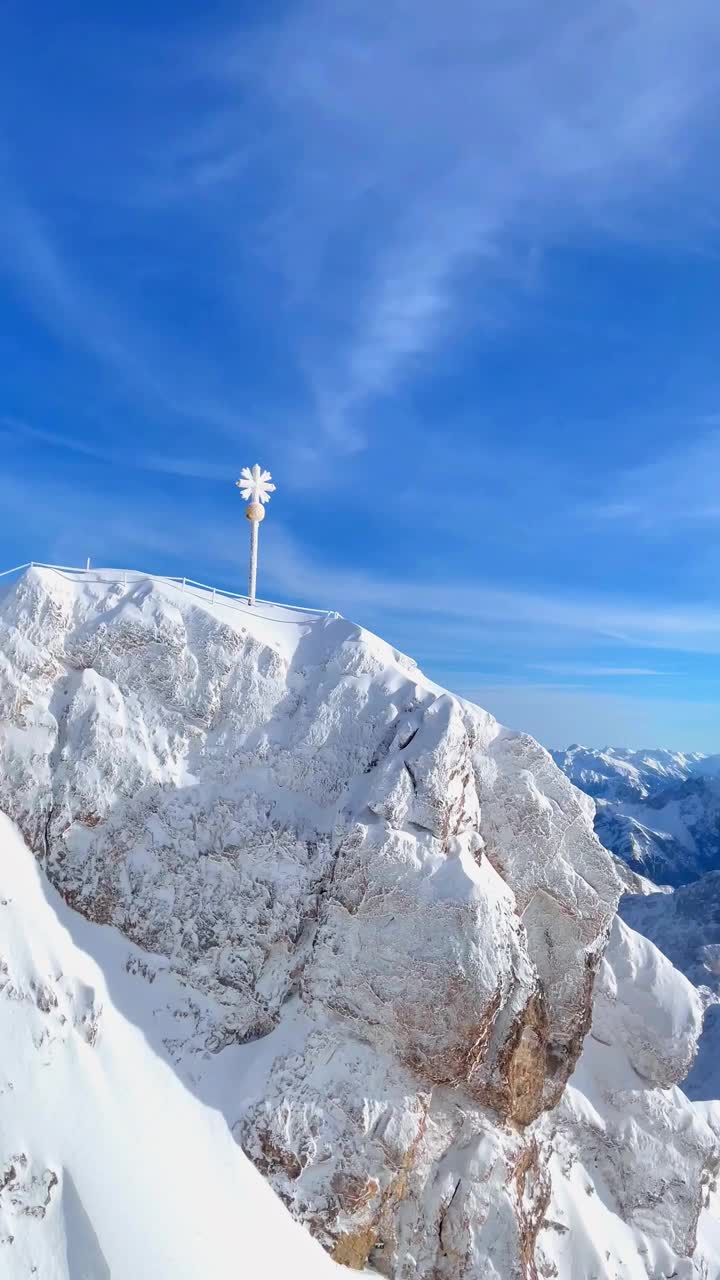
[
  {"left": 554, "top": 742, "right": 720, "bottom": 886},
  {"left": 1, "top": 565, "right": 719, "bottom": 1279},
  {"left": 552, "top": 743, "right": 708, "bottom": 803}
]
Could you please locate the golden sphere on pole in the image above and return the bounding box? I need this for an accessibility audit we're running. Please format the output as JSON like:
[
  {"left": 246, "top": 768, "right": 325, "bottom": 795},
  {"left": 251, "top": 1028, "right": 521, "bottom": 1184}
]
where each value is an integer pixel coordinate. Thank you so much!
[{"left": 236, "top": 465, "right": 275, "bottom": 608}]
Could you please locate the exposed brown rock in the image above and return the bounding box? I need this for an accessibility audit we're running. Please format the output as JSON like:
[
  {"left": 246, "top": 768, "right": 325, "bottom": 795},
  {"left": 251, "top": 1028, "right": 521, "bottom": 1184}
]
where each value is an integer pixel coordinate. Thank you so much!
[
  {"left": 330, "top": 1224, "right": 377, "bottom": 1269},
  {"left": 506, "top": 992, "right": 550, "bottom": 1126},
  {"left": 512, "top": 1139, "right": 552, "bottom": 1280}
]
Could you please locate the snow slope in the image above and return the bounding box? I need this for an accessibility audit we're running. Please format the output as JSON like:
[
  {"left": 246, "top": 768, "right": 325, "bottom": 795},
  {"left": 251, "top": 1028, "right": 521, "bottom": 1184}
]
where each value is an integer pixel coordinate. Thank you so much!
[
  {"left": 1, "top": 566, "right": 719, "bottom": 1278},
  {"left": 0, "top": 810, "right": 340, "bottom": 1279},
  {"left": 621, "top": 873, "right": 720, "bottom": 1101},
  {"left": 543, "top": 915, "right": 720, "bottom": 1280}
]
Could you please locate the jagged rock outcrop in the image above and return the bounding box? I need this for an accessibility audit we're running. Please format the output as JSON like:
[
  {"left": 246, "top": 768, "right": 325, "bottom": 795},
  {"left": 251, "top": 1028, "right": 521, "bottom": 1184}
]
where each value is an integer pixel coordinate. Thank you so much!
[{"left": 1, "top": 566, "right": 718, "bottom": 1278}]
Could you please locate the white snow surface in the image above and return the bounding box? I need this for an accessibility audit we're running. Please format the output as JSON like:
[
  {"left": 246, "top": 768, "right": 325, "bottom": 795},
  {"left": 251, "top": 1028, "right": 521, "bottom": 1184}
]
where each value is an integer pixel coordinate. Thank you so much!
[
  {"left": 0, "top": 811, "right": 340, "bottom": 1279},
  {"left": 542, "top": 914, "right": 720, "bottom": 1280},
  {"left": 621, "top": 873, "right": 720, "bottom": 1101},
  {"left": 1, "top": 567, "right": 719, "bottom": 1278}
]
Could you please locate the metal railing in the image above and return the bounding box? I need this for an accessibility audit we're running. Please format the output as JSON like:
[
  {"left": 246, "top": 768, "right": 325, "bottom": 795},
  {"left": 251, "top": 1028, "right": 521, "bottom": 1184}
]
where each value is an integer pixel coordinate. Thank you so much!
[{"left": 0, "top": 561, "right": 335, "bottom": 622}]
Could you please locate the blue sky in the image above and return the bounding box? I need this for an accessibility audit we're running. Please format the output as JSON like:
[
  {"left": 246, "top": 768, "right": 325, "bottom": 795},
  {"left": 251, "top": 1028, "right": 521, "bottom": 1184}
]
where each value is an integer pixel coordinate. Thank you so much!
[{"left": 4, "top": 2, "right": 720, "bottom": 749}]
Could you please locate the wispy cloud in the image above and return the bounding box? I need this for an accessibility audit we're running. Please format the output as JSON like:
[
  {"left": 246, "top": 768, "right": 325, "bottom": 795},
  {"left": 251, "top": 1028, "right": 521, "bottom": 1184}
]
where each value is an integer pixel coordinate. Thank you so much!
[
  {"left": 0, "top": 417, "right": 236, "bottom": 483},
  {"left": 590, "top": 427, "right": 720, "bottom": 532},
  {"left": 261, "top": 524, "right": 720, "bottom": 655},
  {"left": 10, "top": 469, "right": 720, "bottom": 661},
  {"left": 193, "top": 0, "right": 720, "bottom": 445},
  {"left": 0, "top": 463, "right": 243, "bottom": 573},
  {"left": 5, "top": 4, "right": 720, "bottom": 460},
  {"left": 0, "top": 191, "right": 154, "bottom": 389},
  {"left": 528, "top": 664, "right": 674, "bottom": 678},
  {"left": 0, "top": 416, "right": 118, "bottom": 465},
  {"left": 0, "top": 186, "right": 249, "bottom": 438}
]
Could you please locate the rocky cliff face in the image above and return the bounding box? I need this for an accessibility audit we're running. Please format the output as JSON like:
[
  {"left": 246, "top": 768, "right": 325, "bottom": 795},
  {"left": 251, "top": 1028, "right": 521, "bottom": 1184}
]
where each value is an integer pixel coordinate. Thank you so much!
[{"left": 1, "top": 567, "right": 719, "bottom": 1279}]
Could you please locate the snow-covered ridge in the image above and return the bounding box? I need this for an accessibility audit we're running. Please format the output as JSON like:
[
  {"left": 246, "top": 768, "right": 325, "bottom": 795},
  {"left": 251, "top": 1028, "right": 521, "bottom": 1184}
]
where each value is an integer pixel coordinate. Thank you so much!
[
  {"left": 1, "top": 567, "right": 719, "bottom": 1278},
  {"left": 0, "top": 559, "right": 333, "bottom": 624},
  {"left": 551, "top": 744, "right": 708, "bottom": 805}
]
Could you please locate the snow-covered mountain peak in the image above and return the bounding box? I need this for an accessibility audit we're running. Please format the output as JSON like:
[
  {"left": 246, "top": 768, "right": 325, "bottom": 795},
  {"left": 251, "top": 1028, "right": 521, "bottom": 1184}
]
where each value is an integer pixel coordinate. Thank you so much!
[
  {"left": 3, "top": 562, "right": 415, "bottom": 671},
  {"left": 1, "top": 566, "right": 719, "bottom": 1278},
  {"left": 552, "top": 743, "right": 707, "bottom": 804},
  {"left": 554, "top": 741, "right": 720, "bottom": 886}
]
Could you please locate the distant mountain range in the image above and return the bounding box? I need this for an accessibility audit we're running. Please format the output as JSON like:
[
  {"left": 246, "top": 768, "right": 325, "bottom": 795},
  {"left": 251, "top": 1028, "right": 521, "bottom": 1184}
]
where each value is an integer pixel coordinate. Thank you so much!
[
  {"left": 552, "top": 744, "right": 720, "bottom": 886},
  {"left": 553, "top": 744, "right": 720, "bottom": 1100}
]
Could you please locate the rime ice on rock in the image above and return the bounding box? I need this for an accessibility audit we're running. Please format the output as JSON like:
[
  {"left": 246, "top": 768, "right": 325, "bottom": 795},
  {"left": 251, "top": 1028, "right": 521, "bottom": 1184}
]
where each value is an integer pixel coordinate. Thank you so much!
[{"left": 0, "top": 565, "right": 718, "bottom": 1279}]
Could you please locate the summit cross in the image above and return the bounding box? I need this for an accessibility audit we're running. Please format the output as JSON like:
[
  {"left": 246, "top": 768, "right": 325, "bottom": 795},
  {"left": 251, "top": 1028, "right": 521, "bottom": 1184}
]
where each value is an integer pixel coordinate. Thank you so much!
[{"left": 235, "top": 464, "right": 276, "bottom": 606}]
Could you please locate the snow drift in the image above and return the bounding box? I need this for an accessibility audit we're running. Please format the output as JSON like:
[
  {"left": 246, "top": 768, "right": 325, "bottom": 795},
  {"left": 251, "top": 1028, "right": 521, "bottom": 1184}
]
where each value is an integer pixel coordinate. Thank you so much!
[
  {"left": 1, "top": 566, "right": 718, "bottom": 1278},
  {"left": 0, "top": 810, "right": 340, "bottom": 1279}
]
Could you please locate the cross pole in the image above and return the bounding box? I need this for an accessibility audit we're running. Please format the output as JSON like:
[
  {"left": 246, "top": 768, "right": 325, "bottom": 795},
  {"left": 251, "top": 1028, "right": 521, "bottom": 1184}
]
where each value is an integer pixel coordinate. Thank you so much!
[{"left": 235, "top": 464, "right": 276, "bottom": 606}]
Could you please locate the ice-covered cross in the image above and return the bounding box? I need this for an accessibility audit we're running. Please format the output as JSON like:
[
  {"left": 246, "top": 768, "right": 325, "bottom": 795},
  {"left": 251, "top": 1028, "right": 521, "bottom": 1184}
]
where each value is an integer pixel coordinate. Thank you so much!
[
  {"left": 236, "top": 465, "right": 276, "bottom": 505},
  {"left": 236, "top": 464, "right": 275, "bottom": 606}
]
